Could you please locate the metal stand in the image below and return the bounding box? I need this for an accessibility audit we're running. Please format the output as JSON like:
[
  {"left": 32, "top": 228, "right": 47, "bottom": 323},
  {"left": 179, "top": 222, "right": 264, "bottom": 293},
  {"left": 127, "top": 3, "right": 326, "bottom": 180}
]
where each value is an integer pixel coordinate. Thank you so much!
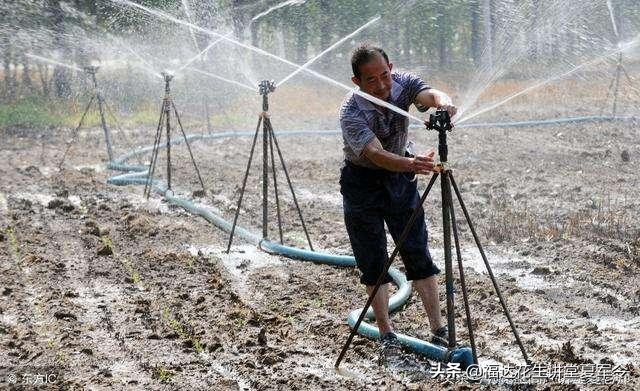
[
  {"left": 59, "top": 66, "right": 115, "bottom": 168},
  {"left": 335, "top": 109, "right": 531, "bottom": 369},
  {"left": 143, "top": 72, "right": 206, "bottom": 199},
  {"left": 226, "top": 80, "right": 313, "bottom": 252},
  {"left": 601, "top": 53, "right": 639, "bottom": 116}
]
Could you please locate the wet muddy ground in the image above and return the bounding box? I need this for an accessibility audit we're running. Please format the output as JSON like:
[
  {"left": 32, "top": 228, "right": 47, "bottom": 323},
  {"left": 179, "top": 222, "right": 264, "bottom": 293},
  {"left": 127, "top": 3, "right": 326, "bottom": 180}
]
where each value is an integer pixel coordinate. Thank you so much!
[{"left": 1, "top": 116, "right": 639, "bottom": 389}]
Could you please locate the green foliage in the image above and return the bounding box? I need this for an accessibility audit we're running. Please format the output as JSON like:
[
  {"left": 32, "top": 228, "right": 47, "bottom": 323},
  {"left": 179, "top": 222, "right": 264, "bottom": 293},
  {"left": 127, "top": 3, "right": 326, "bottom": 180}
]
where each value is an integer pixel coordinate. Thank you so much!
[
  {"left": 5, "top": 227, "right": 20, "bottom": 260},
  {"left": 152, "top": 363, "right": 175, "bottom": 383},
  {"left": 161, "top": 307, "right": 204, "bottom": 354},
  {"left": 0, "top": 98, "right": 66, "bottom": 128}
]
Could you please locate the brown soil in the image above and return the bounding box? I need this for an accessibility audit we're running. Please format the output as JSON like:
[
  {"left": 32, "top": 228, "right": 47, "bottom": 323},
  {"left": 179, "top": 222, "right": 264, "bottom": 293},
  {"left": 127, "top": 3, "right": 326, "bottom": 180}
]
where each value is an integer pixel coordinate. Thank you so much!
[{"left": 1, "top": 115, "right": 639, "bottom": 389}]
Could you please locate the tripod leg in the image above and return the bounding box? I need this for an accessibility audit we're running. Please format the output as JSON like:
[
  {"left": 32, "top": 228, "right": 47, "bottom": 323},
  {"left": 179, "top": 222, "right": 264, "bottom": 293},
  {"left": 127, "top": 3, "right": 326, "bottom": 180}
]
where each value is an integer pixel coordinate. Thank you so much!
[
  {"left": 448, "top": 186, "right": 479, "bottom": 364},
  {"left": 600, "top": 75, "right": 616, "bottom": 116},
  {"left": 621, "top": 66, "right": 640, "bottom": 102},
  {"left": 335, "top": 172, "right": 439, "bottom": 368},
  {"left": 262, "top": 115, "right": 269, "bottom": 240},
  {"left": 268, "top": 125, "right": 284, "bottom": 244},
  {"left": 165, "top": 101, "right": 172, "bottom": 192},
  {"left": 441, "top": 170, "right": 456, "bottom": 348},
  {"left": 103, "top": 99, "right": 143, "bottom": 166},
  {"left": 204, "top": 100, "right": 212, "bottom": 135},
  {"left": 449, "top": 173, "right": 531, "bottom": 365},
  {"left": 226, "top": 115, "right": 262, "bottom": 253},
  {"left": 96, "top": 92, "right": 114, "bottom": 161},
  {"left": 145, "top": 122, "right": 163, "bottom": 198},
  {"left": 171, "top": 101, "right": 207, "bottom": 194},
  {"left": 266, "top": 119, "right": 313, "bottom": 251},
  {"left": 144, "top": 100, "right": 166, "bottom": 198},
  {"left": 612, "top": 60, "right": 622, "bottom": 116},
  {"left": 59, "top": 95, "right": 95, "bottom": 169}
]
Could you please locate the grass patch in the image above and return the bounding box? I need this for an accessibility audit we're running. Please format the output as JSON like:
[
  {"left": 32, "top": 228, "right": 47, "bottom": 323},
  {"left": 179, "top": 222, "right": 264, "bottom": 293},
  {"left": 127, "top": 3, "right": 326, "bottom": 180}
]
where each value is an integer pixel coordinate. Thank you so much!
[
  {"left": 5, "top": 227, "right": 20, "bottom": 259},
  {"left": 152, "top": 363, "right": 174, "bottom": 383},
  {"left": 0, "top": 98, "right": 79, "bottom": 128},
  {"left": 161, "top": 308, "right": 204, "bottom": 354}
]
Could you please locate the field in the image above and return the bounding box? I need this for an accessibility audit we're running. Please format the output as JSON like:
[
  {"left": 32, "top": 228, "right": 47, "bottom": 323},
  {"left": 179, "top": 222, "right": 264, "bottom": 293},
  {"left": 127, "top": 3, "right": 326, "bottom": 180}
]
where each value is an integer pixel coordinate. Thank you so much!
[{"left": 1, "top": 91, "right": 639, "bottom": 389}]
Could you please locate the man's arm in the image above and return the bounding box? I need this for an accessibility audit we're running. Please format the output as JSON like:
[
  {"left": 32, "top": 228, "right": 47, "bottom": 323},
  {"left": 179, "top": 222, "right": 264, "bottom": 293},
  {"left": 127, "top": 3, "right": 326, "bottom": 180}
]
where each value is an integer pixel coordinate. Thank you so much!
[
  {"left": 363, "top": 137, "right": 436, "bottom": 174},
  {"left": 416, "top": 88, "right": 457, "bottom": 119}
]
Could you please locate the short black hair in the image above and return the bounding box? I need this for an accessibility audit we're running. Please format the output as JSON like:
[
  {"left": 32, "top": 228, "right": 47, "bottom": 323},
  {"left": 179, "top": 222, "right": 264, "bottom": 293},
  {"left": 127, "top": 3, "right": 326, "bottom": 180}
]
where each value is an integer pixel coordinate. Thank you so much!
[{"left": 351, "top": 43, "right": 389, "bottom": 79}]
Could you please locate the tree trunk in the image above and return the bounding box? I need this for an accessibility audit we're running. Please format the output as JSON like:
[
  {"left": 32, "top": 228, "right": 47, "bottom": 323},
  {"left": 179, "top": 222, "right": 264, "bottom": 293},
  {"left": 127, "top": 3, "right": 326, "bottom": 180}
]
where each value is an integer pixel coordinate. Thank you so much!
[
  {"left": 37, "top": 64, "right": 51, "bottom": 98},
  {"left": 470, "top": 0, "right": 481, "bottom": 66},
  {"left": 402, "top": 24, "right": 411, "bottom": 65},
  {"left": 231, "top": 0, "right": 252, "bottom": 41},
  {"left": 2, "top": 36, "right": 16, "bottom": 102},
  {"left": 48, "top": 0, "right": 72, "bottom": 98},
  {"left": 318, "top": 0, "right": 332, "bottom": 71},
  {"left": 481, "top": 0, "right": 493, "bottom": 70},
  {"left": 21, "top": 55, "right": 34, "bottom": 95},
  {"left": 528, "top": 4, "right": 539, "bottom": 62},
  {"left": 437, "top": 6, "right": 448, "bottom": 69},
  {"left": 293, "top": 15, "right": 308, "bottom": 63}
]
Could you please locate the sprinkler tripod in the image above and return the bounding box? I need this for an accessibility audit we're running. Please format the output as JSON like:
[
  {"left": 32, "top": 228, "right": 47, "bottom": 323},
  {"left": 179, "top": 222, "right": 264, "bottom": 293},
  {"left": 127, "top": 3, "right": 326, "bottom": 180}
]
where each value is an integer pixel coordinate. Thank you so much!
[
  {"left": 59, "top": 66, "right": 116, "bottom": 168},
  {"left": 143, "top": 72, "right": 206, "bottom": 198},
  {"left": 335, "top": 109, "right": 531, "bottom": 369},
  {"left": 226, "top": 80, "right": 313, "bottom": 253},
  {"left": 602, "top": 52, "right": 639, "bottom": 116}
]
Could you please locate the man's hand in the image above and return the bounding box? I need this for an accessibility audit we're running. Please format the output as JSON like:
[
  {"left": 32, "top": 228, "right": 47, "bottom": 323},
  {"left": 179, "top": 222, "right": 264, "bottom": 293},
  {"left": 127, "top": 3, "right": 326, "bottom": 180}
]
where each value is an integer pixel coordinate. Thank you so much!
[
  {"left": 408, "top": 151, "right": 437, "bottom": 175},
  {"left": 439, "top": 104, "right": 457, "bottom": 119},
  {"left": 416, "top": 89, "right": 457, "bottom": 128}
]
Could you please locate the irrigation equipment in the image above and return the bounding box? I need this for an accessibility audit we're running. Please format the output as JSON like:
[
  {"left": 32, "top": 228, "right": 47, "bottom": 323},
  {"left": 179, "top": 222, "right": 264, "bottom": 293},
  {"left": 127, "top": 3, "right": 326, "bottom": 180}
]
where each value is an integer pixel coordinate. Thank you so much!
[
  {"left": 335, "top": 109, "right": 531, "bottom": 370},
  {"left": 59, "top": 66, "right": 116, "bottom": 167},
  {"left": 226, "top": 80, "right": 314, "bottom": 253},
  {"left": 601, "top": 52, "right": 639, "bottom": 116},
  {"left": 143, "top": 71, "right": 206, "bottom": 199}
]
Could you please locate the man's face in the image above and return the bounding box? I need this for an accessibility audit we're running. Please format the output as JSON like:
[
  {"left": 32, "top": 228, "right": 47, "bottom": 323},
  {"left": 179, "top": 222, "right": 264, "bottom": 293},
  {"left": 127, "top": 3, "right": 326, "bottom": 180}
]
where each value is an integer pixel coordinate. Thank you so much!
[{"left": 352, "top": 54, "right": 393, "bottom": 101}]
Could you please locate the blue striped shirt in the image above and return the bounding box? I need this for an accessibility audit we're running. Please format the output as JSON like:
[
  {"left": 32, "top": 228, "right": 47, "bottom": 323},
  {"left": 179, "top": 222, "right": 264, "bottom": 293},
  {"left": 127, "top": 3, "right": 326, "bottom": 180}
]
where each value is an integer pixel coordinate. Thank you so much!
[{"left": 339, "top": 72, "right": 430, "bottom": 169}]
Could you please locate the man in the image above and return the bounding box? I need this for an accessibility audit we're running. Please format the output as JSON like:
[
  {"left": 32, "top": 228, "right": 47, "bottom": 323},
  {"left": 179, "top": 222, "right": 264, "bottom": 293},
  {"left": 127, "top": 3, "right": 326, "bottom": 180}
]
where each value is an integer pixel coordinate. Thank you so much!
[{"left": 339, "top": 43, "right": 457, "bottom": 364}]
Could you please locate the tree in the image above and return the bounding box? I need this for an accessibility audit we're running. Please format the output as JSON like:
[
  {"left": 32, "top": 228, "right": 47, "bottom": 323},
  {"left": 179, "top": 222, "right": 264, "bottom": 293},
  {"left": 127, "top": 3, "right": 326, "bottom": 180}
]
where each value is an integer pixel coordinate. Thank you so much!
[
  {"left": 47, "top": 0, "right": 72, "bottom": 98},
  {"left": 481, "top": 0, "right": 493, "bottom": 70},
  {"left": 470, "top": 0, "right": 481, "bottom": 66}
]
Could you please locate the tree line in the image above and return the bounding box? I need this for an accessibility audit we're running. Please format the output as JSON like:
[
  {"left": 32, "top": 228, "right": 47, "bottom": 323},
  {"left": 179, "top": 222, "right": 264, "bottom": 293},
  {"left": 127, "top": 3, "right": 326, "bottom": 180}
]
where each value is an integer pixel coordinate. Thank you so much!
[{"left": 1, "top": 0, "right": 638, "bottom": 102}]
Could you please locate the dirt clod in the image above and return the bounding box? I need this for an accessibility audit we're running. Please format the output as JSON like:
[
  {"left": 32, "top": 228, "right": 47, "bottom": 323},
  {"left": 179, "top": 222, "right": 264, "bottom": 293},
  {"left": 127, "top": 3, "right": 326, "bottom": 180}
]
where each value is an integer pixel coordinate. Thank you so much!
[
  {"left": 97, "top": 243, "right": 113, "bottom": 256},
  {"left": 47, "top": 199, "right": 64, "bottom": 209},
  {"left": 621, "top": 150, "right": 630, "bottom": 162}
]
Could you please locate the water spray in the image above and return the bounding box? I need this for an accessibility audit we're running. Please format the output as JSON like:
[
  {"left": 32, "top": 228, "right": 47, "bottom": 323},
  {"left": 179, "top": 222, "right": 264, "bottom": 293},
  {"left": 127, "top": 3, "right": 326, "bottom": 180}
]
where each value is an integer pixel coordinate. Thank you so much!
[
  {"left": 119, "top": 43, "right": 163, "bottom": 79},
  {"left": 457, "top": 36, "right": 640, "bottom": 124},
  {"left": 143, "top": 71, "right": 206, "bottom": 199},
  {"left": 109, "top": 0, "right": 423, "bottom": 125},
  {"left": 277, "top": 15, "right": 380, "bottom": 87},
  {"left": 189, "top": 68, "right": 255, "bottom": 91},
  {"left": 25, "top": 53, "right": 82, "bottom": 72},
  {"left": 226, "top": 79, "right": 314, "bottom": 253}
]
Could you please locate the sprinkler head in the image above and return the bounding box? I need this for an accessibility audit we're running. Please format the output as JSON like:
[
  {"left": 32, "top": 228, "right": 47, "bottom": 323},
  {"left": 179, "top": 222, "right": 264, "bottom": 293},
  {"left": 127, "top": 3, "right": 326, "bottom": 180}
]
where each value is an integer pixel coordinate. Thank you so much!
[
  {"left": 84, "top": 65, "right": 99, "bottom": 74},
  {"left": 258, "top": 80, "right": 276, "bottom": 96},
  {"left": 161, "top": 71, "right": 174, "bottom": 82},
  {"left": 426, "top": 108, "right": 452, "bottom": 132}
]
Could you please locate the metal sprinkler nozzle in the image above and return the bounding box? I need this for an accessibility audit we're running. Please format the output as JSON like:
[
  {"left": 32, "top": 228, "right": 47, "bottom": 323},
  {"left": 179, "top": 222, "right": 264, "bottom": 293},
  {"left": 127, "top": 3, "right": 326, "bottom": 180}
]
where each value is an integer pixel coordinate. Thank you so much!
[
  {"left": 161, "top": 71, "right": 175, "bottom": 97},
  {"left": 84, "top": 65, "right": 99, "bottom": 74},
  {"left": 161, "top": 71, "right": 174, "bottom": 82},
  {"left": 258, "top": 80, "right": 276, "bottom": 96},
  {"left": 426, "top": 108, "right": 453, "bottom": 132}
]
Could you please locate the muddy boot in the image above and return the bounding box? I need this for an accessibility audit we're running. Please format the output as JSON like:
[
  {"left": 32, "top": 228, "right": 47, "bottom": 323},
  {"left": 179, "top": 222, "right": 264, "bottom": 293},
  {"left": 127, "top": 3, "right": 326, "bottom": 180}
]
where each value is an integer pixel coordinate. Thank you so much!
[
  {"left": 378, "top": 332, "right": 404, "bottom": 367},
  {"left": 430, "top": 325, "right": 449, "bottom": 348},
  {"left": 378, "top": 332, "right": 430, "bottom": 377}
]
